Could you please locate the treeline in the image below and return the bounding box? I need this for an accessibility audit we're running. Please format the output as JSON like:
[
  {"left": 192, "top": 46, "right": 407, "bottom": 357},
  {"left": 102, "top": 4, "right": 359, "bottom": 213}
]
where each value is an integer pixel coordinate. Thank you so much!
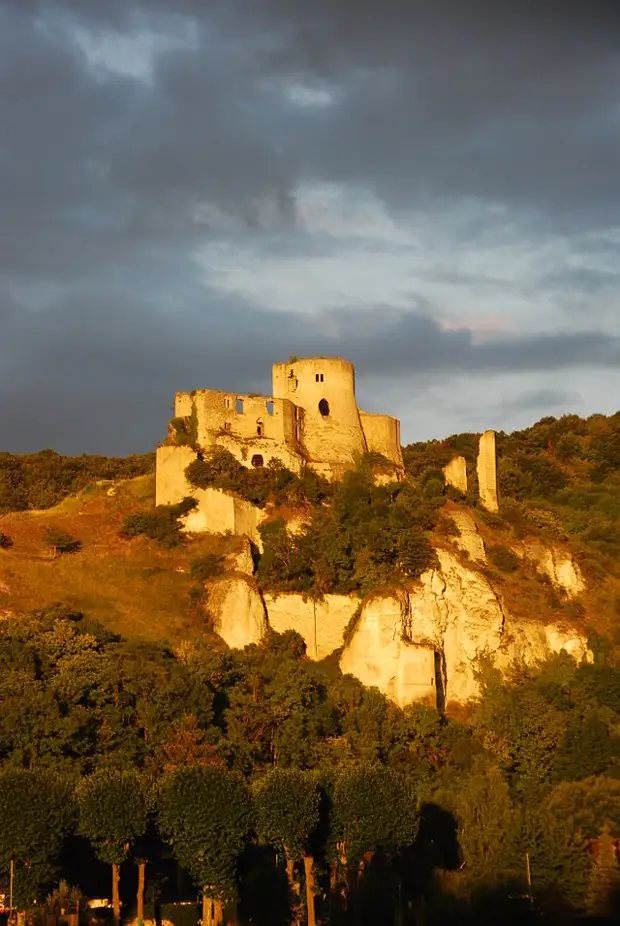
[
  {"left": 0, "top": 450, "right": 154, "bottom": 512},
  {"left": 1, "top": 606, "right": 620, "bottom": 922},
  {"left": 403, "top": 411, "right": 620, "bottom": 561}
]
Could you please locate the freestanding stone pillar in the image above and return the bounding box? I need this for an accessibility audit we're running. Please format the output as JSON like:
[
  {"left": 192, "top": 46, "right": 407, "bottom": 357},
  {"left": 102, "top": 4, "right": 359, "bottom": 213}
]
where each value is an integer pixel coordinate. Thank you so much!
[
  {"left": 477, "top": 430, "right": 499, "bottom": 513},
  {"left": 443, "top": 456, "right": 468, "bottom": 494}
]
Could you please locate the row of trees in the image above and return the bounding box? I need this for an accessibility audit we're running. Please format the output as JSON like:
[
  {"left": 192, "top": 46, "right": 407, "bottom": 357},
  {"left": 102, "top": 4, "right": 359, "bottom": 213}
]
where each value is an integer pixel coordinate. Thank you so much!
[
  {"left": 1, "top": 605, "right": 620, "bottom": 920},
  {"left": 0, "top": 765, "right": 418, "bottom": 926}
]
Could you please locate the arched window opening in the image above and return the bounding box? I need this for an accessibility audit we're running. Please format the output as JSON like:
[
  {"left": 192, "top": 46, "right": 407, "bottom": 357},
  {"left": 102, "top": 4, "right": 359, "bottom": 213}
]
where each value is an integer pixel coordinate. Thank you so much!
[
  {"left": 256, "top": 420, "right": 264, "bottom": 436},
  {"left": 251, "top": 454, "right": 264, "bottom": 468},
  {"left": 236, "top": 398, "right": 244, "bottom": 414},
  {"left": 318, "top": 398, "right": 330, "bottom": 417}
]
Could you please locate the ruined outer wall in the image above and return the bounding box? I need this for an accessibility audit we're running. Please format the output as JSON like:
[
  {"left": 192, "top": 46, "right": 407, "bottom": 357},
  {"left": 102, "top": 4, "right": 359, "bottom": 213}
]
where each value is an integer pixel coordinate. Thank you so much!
[
  {"left": 181, "top": 487, "right": 265, "bottom": 548},
  {"left": 263, "top": 593, "right": 359, "bottom": 660},
  {"left": 477, "top": 430, "right": 499, "bottom": 512},
  {"left": 155, "top": 445, "right": 195, "bottom": 506},
  {"left": 359, "top": 412, "right": 404, "bottom": 467},
  {"left": 443, "top": 456, "right": 468, "bottom": 494},
  {"left": 191, "top": 390, "right": 298, "bottom": 449},
  {"left": 272, "top": 357, "right": 367, "bottom": 475}
]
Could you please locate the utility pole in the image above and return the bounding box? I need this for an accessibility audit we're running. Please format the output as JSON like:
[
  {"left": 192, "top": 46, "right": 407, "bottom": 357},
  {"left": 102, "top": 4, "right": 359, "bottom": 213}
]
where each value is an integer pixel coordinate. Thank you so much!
[
  {"left": 525, "top": 853, "right": 533, "bottom": 905},
  {"left": 9, "top": 859, "right": 14, "bottom": 923}
]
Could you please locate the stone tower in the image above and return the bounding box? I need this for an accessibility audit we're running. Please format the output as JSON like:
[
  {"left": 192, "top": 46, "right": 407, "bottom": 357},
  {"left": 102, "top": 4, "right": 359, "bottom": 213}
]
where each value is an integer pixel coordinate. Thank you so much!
[{"left": 272, "top": 357, "right": 367, "bottom": 479}]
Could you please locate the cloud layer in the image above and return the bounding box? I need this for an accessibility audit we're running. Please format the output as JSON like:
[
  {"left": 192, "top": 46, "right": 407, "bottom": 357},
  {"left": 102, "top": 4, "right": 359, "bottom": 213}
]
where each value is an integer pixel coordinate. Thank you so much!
[{"left": 1, "top": 0, "right": 619, "bottom": 453}]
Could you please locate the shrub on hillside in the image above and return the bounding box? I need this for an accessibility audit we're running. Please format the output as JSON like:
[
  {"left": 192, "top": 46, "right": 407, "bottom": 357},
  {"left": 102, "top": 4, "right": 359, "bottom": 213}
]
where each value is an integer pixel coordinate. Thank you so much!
[
  {"left": 190, "top": 553, "right": 225, "bottom": 582},
  {"left": 0, "top": 533, "right": 13, "bottom": 550},
  {"left": 43, "top": 526, "right": 82, "bottom": 556},
  {"left": 120, "top": 497, "right": 197, "bottom": 548},
  {"left": 487, "top": 544, "right": 520, "bottom": 574}
]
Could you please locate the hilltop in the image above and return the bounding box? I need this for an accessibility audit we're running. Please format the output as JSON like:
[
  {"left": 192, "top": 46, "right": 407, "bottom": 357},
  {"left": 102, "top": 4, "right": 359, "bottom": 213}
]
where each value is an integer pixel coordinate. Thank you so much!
[{"left": 1, "top": 410, "right": 620, "bottom": 694}]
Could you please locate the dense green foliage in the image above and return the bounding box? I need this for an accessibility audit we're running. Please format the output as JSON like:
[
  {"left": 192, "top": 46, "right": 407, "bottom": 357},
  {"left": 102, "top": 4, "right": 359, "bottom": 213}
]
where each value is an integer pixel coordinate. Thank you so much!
[
  {"left": 185, "top": 450, "right": 332, "bottom": 509},
  {"left": 0, "top": 450, "right": 154, "bottom": 512},
  {"left": 77, "top": 770, "right": 147, "bottom": 866},
  {"left": 0, "top": 601, "right": 619, "bottom": 919},
  {"left": 157, "top": 766, "right": 252, "bottom": 901},
  {"left": 257, "top": 468, "right": 439, "bottom": 595},
  {"left": 120, "top": 497, "right": 198, "bottom": 547},
  {"left": 253, "top": 769, "right": 320, "bottom": 860},
  {"left": 0, "top": 769, "right": 75, "bottom": 908},
  {"left": 404, "top": 411, "right": 620, "bottom": 568}
]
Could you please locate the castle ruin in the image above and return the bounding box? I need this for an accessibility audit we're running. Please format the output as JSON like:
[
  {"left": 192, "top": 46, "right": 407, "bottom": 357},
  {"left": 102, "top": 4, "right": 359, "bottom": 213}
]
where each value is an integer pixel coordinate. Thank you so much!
[
  {"left": 156, "top": 356, "right": 499, "bottom": 521},
  {"left": 157, "top": 357, "right": 405, "bottom": 510}
]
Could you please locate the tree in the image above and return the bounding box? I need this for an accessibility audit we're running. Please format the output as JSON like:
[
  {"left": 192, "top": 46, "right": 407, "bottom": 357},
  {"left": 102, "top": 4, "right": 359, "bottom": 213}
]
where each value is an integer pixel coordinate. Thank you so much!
[
  {"left": 157, "top": 766, "right": 252, "bottom": 926},
  {"left": 0, "top": 532, "right": 13, "bottom": 549},
  {"left": 330, "top": 764, "right": 418, "bottom": 916},
  {"left": 586, "top": 822, "right": 620, "bottom": 917},
  {"left": 252, "top": 769, "right": 321, "bottom": 926},
  {"left": 0, "top": 769, "right": 75, "bottom": 911},
  {"left": 76, "top": 770, "right": 147, "bottom": 926},
  {"left": 43, "top": 526, "right": 81, "bottom": 557}
]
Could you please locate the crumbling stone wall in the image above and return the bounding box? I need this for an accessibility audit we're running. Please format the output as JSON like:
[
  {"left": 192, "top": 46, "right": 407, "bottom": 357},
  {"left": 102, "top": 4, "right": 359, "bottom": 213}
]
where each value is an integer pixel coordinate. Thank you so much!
[
  {"left": 477, "top": 430, "right": 499, "bottom": 512},
  {"left": 443, "top": 456, "right": 468, "bottom": 494},
  {"left": 359, "top": 411, "right": 404, "bottom": 469}
]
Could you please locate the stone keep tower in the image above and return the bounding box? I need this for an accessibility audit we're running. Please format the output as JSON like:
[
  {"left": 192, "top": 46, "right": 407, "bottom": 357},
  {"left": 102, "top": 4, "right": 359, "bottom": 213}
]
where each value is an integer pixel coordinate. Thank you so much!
[{"left": 272, "top": 357, "right": 368, "bottom": 479}]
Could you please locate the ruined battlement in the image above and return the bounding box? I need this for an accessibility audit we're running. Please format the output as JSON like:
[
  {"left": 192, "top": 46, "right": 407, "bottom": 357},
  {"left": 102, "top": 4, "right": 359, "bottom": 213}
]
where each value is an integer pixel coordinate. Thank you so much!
[
  {"left": 157, "top": 356, "right": 501, "bottom": 516},
  {"left": 158, "top": 357, "right": 405, "bottom": 506}
]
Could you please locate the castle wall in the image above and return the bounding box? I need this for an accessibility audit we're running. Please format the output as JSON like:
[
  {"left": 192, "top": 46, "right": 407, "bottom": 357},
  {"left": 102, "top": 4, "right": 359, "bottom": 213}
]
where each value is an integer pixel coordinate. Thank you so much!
[
  {"left": 359, "top": 411, "right": 404, "bottom": 468},
  {"left": 272, "top": 357, "right": 367, "bottom": 476},
  {"left": 443, "top": 456, "right": 468, "bottom": 494},
  {"left": 181, "top": 487, "right": 265, "bottom": 549},
  {"left": 263, "top": 592, "right": 359, "bottom": 660},
  {"left": 155, "top": 445, "right": 195, "bottom": 506},
  {"left": 477, "top": 430, "right": 499, "bottom": 512}
]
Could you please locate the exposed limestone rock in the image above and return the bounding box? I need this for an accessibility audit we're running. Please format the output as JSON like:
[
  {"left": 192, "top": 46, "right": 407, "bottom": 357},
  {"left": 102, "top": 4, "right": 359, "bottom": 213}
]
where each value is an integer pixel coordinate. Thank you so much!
[
  {"left": 443, "top": 456, "right": 468, "bottom": 494},
  {"left": 206, "top": 576, "right": 267, "bottom": 649},
  {"left": 477, "top": 430, "right": 499, "bottom": 513},
  {"left": 448, "top": 510, "right": 486, "bottom": 563},
  {"left": 522, "top": 541, "right": 586, "bottom": 599},
  {"left": 264, "top": 593, "right": 359, "bottom": 660},
  {"left": 338, "top": 549, "right": 591, "bottom": 707},
  {"left": 222, "top": 538, "right": 255, "bottom": 576},
  {"left": 498, "top": 619, "right": 591, "bottom": 671},
  {"left": 339, "top": 593, "right": 437, "bottom": 707},
  {"left": 408, "top": 550, "right": 505, "bottom": 702}
]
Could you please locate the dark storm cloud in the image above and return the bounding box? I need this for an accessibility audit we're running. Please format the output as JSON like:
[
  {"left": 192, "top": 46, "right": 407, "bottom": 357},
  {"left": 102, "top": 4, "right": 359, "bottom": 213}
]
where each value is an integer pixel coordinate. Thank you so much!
[
  {"left": 1, "top": 0, "right": 620, "bottom": 452},
  {"left": 3, "top": 286, "right": 618, "bottom": 455},
  {"left": 494, "top": 388, "right": 582, "bottom": 415}
]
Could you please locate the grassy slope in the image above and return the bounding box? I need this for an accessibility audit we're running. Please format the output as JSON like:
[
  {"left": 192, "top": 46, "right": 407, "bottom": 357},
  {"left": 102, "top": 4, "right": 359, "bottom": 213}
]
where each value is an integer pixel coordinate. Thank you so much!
[{"left": 0, "top": 474, "right": 233, "bottom": 644}]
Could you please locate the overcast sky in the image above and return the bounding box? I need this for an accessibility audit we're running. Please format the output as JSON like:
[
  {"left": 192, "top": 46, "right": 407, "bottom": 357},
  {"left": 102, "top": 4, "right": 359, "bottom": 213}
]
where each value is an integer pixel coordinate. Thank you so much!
[{"left": 2, "top": 0, "right": 620, "bottom": 455}]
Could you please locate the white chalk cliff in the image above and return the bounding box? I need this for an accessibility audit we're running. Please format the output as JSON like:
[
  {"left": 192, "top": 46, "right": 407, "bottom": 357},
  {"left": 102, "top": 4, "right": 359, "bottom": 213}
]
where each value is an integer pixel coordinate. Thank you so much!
[{"left": 204, "top": 531, "right": 591, "bottom": 708}]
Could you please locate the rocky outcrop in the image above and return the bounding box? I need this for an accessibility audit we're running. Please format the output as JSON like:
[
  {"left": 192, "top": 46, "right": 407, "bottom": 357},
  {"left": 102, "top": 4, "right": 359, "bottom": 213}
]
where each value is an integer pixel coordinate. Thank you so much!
[
  {"left": 206, "top": 576, "right": 267, "bottom": 649},
  {"left": 443, "top": 456, "right": 468, "bottom": 494},
  {"left": 339, "top": 550, "right": 591, "bottom": 707},
  {"left": 221, "top": 538, "right": 256, "bottom": 576},
  {"left": 339, "top": 592, "right": 437, "bottom": 707},
  {"left": 522, "top": 541, "right": 586, "bottom": 599},
  {"left": 448, "top": 510, "right": 486, "bottom": 563},
  {"left": 264, "top": 593, "right": 359, "bottom": 660}
]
